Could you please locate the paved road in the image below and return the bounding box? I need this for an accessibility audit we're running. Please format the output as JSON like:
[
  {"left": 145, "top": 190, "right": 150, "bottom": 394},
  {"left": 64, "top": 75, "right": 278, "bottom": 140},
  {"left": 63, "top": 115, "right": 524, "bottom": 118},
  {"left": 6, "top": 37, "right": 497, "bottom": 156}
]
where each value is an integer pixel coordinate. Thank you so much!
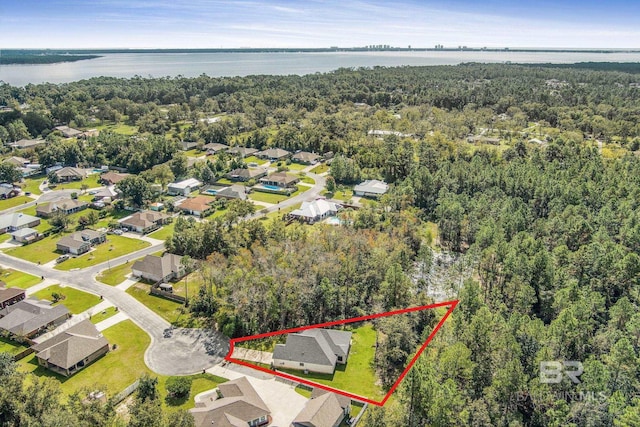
[{"left": 0, "top": 173, "right": 326, "bottom": 375}]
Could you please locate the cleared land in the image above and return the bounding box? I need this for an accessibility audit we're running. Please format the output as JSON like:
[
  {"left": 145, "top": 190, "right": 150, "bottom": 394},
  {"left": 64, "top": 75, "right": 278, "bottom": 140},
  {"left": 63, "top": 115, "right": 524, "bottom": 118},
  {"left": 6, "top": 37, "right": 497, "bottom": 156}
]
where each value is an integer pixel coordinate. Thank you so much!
[{"left": 32, "top": 285, "right": 101, "bottom": 314}]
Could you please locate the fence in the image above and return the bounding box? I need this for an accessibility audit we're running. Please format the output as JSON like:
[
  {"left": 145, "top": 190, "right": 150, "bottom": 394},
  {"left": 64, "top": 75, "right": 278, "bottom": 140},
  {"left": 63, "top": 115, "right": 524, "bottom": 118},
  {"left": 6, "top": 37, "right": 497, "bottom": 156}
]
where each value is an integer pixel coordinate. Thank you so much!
[
  {"left": 149, "top": 287, "right": 187, "bottom": 303},
  {"left": 12, "top": 347, "right": 34, "bottom": 361},
  {"left": 112, "top": 379, "right": 140, "bottom": 405}
]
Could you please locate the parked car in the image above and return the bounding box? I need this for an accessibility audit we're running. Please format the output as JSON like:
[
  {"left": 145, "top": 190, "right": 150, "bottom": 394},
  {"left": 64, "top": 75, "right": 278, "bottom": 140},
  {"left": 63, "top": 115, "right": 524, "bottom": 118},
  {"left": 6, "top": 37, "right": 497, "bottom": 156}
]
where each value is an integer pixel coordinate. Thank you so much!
[
  {"left": 56, "top": 254, "right": 69, "bottom": 263},
  {"left": 113, "top": 229, "right": 123, "bottom": 235}
]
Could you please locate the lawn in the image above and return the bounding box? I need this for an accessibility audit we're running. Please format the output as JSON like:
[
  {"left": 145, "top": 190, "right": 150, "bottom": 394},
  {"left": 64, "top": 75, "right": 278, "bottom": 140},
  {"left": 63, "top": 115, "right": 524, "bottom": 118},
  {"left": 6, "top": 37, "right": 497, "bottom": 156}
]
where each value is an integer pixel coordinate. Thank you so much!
[
  {"left": 96, "top": 261, "right": 134, "bottom": 286},
  {"left": 90, "top": 306, "right": 119, "bottom": 324},
  {"left": 0, "top": 336, "right": 28, "bottom": 357},
  {"left": 48, "top": 174, "right": 101, "bottom": 191},
  {"left": 275, "top": 324, "right": 383, "bottom": 401},
  {"left": 126, "top": 283, "right": 188, "bottom": 324},
  {"left": 321, "top": 189, "right": 354, "bottom": 202},
  {"left": 285, "top": 162, "right": 307, "bottom": 171},
  {"left": 4, "top": 232, "right": 66, "bottom": 264},
  {"left": 0, "top": 195, "right": 33, "bottom": 212},
  {"left": 183, "top": 149, "right": 204, "bottom": 158},
  {"left": 19, "top": 176, "right": 45, "bottom": 195},
  {"left": 148, "top": 222, "right": 175, "bottom": 241},
  {"left": 95, "top": 122, "right": 138, "bottom": 135},
  {"left": 248, "top": 191, "right": 289, "bottom": 204},
  {"left": 294, "top": 385, "right": 312, "bottom": 398},
  {"left": 164, "top": 373, "right": 228, "bottom": 411},
  {"left": 0, "top": 268, "right": 42, "bottom": 289},
  {"left": 54, "top": 235, "right": 150, "bottom": 271},
  {"left": 310, "top": 164, "right": 329, "bottom": 174},
  {"left": 32, "top": 285, "right": 101, "bottom": 314},
  {"left": 299, "top": 175, "right": 315, "bottom": 185},
  {"left": 244, "top": 155, "right": 268, "bottom": 165},
  {"left": 171, "top": 271, "right": 204, "bottom": 298}
]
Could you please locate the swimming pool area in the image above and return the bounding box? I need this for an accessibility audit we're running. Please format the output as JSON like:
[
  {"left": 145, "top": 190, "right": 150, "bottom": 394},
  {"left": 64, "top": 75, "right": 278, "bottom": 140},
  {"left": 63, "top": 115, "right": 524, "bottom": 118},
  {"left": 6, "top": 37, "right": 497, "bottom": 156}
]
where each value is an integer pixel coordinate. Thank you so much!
[
  {"left": 201, "top": 188, "right": 218, "bottom": 195},
  {"left": 325, "top": 216, "right": 341, "bottom": 225},
  {"left": 261, "top": 184, "right": 281, "bottom": 191}
]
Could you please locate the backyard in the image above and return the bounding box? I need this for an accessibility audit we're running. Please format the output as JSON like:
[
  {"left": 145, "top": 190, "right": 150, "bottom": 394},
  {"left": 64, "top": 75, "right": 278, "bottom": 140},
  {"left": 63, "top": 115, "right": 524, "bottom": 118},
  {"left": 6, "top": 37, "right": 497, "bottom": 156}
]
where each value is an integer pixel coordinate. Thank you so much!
[
  {"left": 0, "top": 336, "right": 28, "bottom": 357},
  {"left": 32, "top": 285, "right": 101, "bottom": 314},
  {"left": 126, "top": 283, "right": 190, "bottom": 325}
]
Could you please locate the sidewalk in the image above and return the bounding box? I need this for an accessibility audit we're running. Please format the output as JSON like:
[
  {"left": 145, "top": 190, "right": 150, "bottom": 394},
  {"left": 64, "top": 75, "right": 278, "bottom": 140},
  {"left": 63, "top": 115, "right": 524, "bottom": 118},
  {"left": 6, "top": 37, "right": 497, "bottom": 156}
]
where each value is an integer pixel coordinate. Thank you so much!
[
  {"left": 25, "top": 277, "right": 59, "bottom": 296},
  {"left": 95, "top": 311, "right": 129, "bottom": 331},
  {"left": 116, "top": 276, "right": 138, "bottom": 291}
]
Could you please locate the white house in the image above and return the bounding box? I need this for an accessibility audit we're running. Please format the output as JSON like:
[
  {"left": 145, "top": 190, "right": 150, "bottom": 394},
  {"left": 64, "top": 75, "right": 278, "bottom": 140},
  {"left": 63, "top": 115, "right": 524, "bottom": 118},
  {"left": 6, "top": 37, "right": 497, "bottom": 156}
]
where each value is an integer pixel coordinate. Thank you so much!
[
  {"left": 167, "top": 178, "right": 202, "bottom": 196},
  {"left": 289, "top": 199, "right": 340, "bottom": 224},
  {"left": 353, "top": 179, "right": 389, "bottom": 198}
]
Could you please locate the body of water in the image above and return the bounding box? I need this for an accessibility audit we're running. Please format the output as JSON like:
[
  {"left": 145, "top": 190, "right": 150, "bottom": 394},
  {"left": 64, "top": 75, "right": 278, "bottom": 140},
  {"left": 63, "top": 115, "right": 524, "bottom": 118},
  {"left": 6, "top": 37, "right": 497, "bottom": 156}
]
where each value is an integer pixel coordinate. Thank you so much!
[{"left": 2, "top": 50, "right": 640, "bottom": 86}]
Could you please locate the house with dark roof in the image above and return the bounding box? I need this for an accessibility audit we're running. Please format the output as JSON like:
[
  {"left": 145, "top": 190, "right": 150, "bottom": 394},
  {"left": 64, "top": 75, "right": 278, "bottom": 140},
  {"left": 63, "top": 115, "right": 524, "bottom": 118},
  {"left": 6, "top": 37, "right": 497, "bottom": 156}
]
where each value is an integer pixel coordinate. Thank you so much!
[
  {"left": 226, "top": 167, "right": 268, "bottom": 182},
  {"left": 190, "top": 376, "right": 271, "bottom": 427},
  {"left": 215, "top": 185, "right": 248, "bottom": 201},
  {"left": 227, "top": 146, "right": 259, "bottom": 158},
  {"left": 36, "top": 198, "right": 88, "bottom": 218},
  {"left": 291, "top": 151, "right": 321, "bottom": 165},
  {"left": 259, "top": 172, "right": 300, "bottom": 189},
  {"left": 0, "top": 184, "right": 20, "bottom": 199},
  {"left": 54, "top": 167, "right": 87, "bottom": 182},
  {"left": 292, "top": 391, "right": 348, "bottom": 427},
  {"left": 120, "top": 211, "right": 171, "bottom": 234},
  {"left": 132, "top": 253, "right": 186, "bottom": 283},
  {"left": 31, "top": 319, "right": 109, "bottom": 377},
  {"left": 353, "top": 179, "right": 389, "bottom": 198},
  {"left": 0, "top": 285, "right": 26, "bottom": 309},
  {"left": 100, "top": 171, "right": 130, "bottom": 186},
  {"left": 0, "top": 298, "right": 71, "bottom": 339},
  {"left": 0, "top": 212, "right": 40, "bottom": 234},
  {"left": 56, "top": 230, "right": 106, "bottom": 255},
  {"left": 256, "top": 148, "right": 291, "bottom": 161},
  {"left": 177, "top": 195, "right": 216, "bottom": 217},
  {"left": 272, "top": 328, "right": 352, "bottom": 374}
]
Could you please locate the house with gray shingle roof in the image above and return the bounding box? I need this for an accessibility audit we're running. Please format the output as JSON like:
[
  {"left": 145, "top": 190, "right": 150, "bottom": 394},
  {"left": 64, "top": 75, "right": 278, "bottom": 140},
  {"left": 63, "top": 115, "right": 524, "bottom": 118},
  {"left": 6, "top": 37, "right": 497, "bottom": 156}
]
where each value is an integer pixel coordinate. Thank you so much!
[
  {"left": 190, "top": 376, "right": 271, "bottom": 427},
  {"left": 54, "top": 166, "right": 87, "bottom": 182},
  {"left": 272, "top": 328, "right": 352, "bottom": 374},
  {"left": 0, "top": 285, "right": 26, "bottom": 309},
  {"left": 215, "top": 185, "right": 248, "bottom": 201},
  {"left": 36, "top": 198, "right": 88, "bottom": 218},
  {"left": 292, "top": 392, "right": 347, "bottom": 427},
  {"left": 0, "top": 298, "right": 70, "bottom": 339},
  {"left": 0, "top": 212, "right": 41, "bottom": 234},
  {"left": 291, "top": 151, "right": 321, "bottom": 165},
  {"left": 256, "top": 148, "right": 291, "bottom": 161},
  {"left": 226, "top": 167, "right": 267, "bottom": 182},
  {"left": 353, "top": 179, "right": 389, "bottom": 198},
  {"left": 56, "top": 230, "right": 106, "bottom": 255},
  {"left": 132, "top": 253, "right": 185, "bottom": 283},
  {"left": 31, "top": 319, "right": 109, "bottom": 377}
]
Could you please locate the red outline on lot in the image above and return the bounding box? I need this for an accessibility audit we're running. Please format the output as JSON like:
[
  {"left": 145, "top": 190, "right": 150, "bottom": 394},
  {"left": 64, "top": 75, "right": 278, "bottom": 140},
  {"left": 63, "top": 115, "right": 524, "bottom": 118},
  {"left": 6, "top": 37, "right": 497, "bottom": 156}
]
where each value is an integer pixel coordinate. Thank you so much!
[{"left": 225, "top": 299, "right": 459, "bottom": 406}]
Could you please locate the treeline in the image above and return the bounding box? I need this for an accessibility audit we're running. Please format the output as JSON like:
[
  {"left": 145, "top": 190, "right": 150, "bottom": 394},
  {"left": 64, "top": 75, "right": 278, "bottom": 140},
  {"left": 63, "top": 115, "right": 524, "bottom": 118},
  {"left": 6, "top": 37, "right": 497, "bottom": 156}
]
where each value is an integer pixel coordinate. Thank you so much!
[{"left": 0, "top": 54, "right": 100, "bottom": 65}]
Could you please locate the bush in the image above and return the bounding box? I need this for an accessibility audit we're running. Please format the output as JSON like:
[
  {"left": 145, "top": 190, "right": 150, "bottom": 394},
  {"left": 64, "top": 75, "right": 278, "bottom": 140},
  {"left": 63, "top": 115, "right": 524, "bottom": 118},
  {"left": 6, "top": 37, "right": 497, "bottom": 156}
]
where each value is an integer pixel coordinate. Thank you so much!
[{"left": 166, "top": 376, "right": 192, "bottom": 399}]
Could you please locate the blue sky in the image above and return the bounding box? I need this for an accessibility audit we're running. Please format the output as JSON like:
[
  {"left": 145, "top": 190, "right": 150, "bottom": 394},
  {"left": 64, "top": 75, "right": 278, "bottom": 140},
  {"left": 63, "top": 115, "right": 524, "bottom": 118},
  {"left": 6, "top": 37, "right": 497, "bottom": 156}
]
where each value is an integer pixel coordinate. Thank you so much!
[{"left": 2, "top": 0, "right": 639, "bottom": 49}]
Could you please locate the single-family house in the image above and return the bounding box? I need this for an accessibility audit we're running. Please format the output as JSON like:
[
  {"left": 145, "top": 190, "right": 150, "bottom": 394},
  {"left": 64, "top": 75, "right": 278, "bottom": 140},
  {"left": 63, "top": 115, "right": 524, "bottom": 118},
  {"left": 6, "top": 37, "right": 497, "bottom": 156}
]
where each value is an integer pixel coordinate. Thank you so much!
[
  {"left": 56, "top": 230, "right": 106, "bottom": 255},
  {"left": 131, "top": 253, "right": 186, "bottom": 283},
  {"left": 0, "top": 285, "right": 26, "bottom": 310},
  {"left": 92, "top": 186, "right": 119, "bottom": 202},
  {"left": 259, "top": 172, "right": 300, "bottom": 188},
  {"left": 256, "top": 148, "right": 291, "bottom": 161},
  {"left": 190, "top": 377, "right": 271, "bottom": 427},
  {"left": 215, "top": 185, "right": 248, "bottom": 201},
  {"left": 4, "top": 156, "right": 29, "bottom": 168},
  {"left": 289, "top": 200, "right": 340, "bottom": 224},
  {"left": 31, "top": 319, "right": 109, "bottom": 377},
  {"left": 177, "top": 195, "right": 216, "bottom": 217},
  {"left": 100, "top": 171, "right": 130, "bottom": 186},
  {"left": 9, "top": 139, "right": 46, "bottom": 150},
  {"left": 167, "top": 178, "right": 202, "bottom": 196},
  {"left": 149, "top": 202, "right": 164, "bottom": 211},
  {"left": 203, "top": 142, "right": 229, "bottom": 155},
  {"left": 180, "top": 140, "right": 199, "bottom": 151},
  {"left": 227, "top": 146, "right": 258, "bottom": 157},
  {"left": 54, "top": 167, "right": 87, "bottom": 182},
  {"left": 292, "top": 391, "right": 349, "bottom": 427},
  {"left": 226, "top": 167, "right": 267, "bottom": 182},
  {"left": 353, "top": 180, "right": 389, "bottom": 198},
  {"left": 0, "top": 298, "right": 70, "bottom": 339},
  {"left": 54, "top": 126, "right": 83, "bottom": 138},
  {"left": 291, "top": 151, "right": 321, "bottom": 165},
  {"left": 10, "top": 227, "right": 41, "bottom": 244},
  {"left": 36, "top": 198, "right": 88, "bottom": 218},
  {"left": 0, "top": 213, "right": 40, "bottom": 234},
  {"left": 0, "top": 184, "right": 20, "bottom": 199},
  {"left": 272, "top": 328, "right": 352, "bottom": 374},
  {"left": 120, "top": 211, "right": 171, "bottom": 234}
]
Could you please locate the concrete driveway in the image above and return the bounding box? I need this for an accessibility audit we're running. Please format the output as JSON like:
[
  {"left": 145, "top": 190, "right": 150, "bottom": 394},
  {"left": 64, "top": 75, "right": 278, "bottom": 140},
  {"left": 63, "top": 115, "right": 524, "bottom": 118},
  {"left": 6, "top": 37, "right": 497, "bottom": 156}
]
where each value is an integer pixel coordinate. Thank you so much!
[{"left": 145, "top": 328, "right": 230, "bottom": 375}]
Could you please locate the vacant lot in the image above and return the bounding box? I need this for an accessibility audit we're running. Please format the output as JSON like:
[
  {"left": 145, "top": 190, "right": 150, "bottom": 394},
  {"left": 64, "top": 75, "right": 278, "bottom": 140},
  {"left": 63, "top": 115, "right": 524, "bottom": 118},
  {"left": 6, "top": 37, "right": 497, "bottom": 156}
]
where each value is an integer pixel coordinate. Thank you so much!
[
  {"left": 55, "top": 235, "right": 150, "bottom": 271},
  {"left": 32, "top": 285, "right": 101, "bottom": 314},
  {"left": 126, "top": 283, "right": 187, "bottom": 324},
  {"left": 0, "top": 268, "right": 42, "bottom": 289}
]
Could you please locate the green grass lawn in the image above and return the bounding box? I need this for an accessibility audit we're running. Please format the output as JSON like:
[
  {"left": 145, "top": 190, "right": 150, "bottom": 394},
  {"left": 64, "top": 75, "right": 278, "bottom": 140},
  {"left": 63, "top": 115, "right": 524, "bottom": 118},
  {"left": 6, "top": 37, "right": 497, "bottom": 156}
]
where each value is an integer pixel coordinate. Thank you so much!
[
  {"left": 171, "top": 272, "right": 203, "bottom": 298},
  {"left": 183, "top": 149, "right": 204, "bottom": 158},
  {"left": 126, "top": 283, "right": 188, "bottom": 324},
  {"left": 321, "top": 189, "right": 353, "bottom": 202},
  {"left": 275, "top": 324, "right": 383, "bottom": 400},
  {"left": 95, "top": 261, "right": 134, "bottom": 286},
  {"left": 214, "top": 178, "right": 236, "bottom": 186},
  {"left": 310, "top": 164, "right": 329, "bottom": 174},
  {"left": 164, "top": 373, "right": 228, "bottom": 410},
  {"left": 0, "top": 233, "right": 11, "bottom": 244},
  {"left": 4, "top": 232, "right": 66, "bottom": 264},
  {"left": 89, "top": 306, "right": 119, "bottom": 324},
  {"left": 148, "top": 222, "right": 175, "bottom": 241},
  {"left": 32, "top": 285, "right": 101, "bottom": 314},
  {"left": 299, "top": 175, "right": 315, "bottom": 185},
  {"left": 54, "top": 235, "right": 150, "bottom": 271},
  {"left": 19, "top": 176, "right": 45, "bottom": 195},
  {"left": 48, "top": 174, "right": 101, "bottom": 191},
  {"left": 294, "top": 385, "right": 313, "bottom": 398},
  {"left": 0, "top": 268, "right": 42, "bottom": 289},
  {"left": 0, "top": 196, "right": 33, "bottom": 212},
  {"left": 249, "top": 191, "right": 289, "bottom": 204},
  {"left": 0, "top": 336, "right": 28, "bottom": 356},
  {"left": 95, "top": 122, "right": 138, "bottom": 135},
  {"left": 285, "top": 162, "right": 307, "bottom": 171},
  {"left": 244, "top": 155, "right": 268, "bottom": 165}
]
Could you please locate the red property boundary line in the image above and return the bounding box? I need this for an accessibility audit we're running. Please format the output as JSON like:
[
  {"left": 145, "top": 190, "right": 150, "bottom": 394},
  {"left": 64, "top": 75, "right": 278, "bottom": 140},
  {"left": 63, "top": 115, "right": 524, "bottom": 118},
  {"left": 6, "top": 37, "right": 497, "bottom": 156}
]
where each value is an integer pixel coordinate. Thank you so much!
[{"left": 225, "top": 299, "right": 459, "bottom": 406}]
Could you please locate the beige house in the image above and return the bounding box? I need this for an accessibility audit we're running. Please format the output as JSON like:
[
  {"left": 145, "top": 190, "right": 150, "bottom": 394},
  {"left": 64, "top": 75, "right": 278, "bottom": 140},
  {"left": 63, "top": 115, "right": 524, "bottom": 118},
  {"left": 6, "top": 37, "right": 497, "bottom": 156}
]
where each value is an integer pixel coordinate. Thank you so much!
[
  {"left": 120, "top": 211, "right": 171, "bottom": 234},
  {"left": 36, "top": 198, "right": 88, "bottom": 218},
  {"left": 56, "top": 230, "right": 106, "bottom": 255}
]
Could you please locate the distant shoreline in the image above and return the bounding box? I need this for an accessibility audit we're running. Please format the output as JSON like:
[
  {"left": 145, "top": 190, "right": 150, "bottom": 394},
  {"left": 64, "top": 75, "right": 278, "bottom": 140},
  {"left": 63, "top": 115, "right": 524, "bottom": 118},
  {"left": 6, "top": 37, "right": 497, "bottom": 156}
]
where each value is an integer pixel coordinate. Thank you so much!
[{"left": 0, "top": 54, "right": 101, "bottom": 65}]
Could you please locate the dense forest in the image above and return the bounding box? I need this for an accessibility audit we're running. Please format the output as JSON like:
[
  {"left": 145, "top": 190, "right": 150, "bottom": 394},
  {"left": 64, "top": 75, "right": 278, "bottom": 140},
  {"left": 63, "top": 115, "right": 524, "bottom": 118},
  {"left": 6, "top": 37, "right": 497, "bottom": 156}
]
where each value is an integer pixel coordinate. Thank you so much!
[{"left": 1, "top": 64, "right": 640, "bottom": 425}]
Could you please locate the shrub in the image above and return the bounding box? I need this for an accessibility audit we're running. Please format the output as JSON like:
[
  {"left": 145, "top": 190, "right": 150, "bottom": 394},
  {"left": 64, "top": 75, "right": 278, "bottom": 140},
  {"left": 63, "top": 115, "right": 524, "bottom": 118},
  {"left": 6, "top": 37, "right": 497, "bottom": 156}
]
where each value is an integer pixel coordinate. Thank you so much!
[{"left": 166, "top": 376, "right": 192, "bottom": 399}]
